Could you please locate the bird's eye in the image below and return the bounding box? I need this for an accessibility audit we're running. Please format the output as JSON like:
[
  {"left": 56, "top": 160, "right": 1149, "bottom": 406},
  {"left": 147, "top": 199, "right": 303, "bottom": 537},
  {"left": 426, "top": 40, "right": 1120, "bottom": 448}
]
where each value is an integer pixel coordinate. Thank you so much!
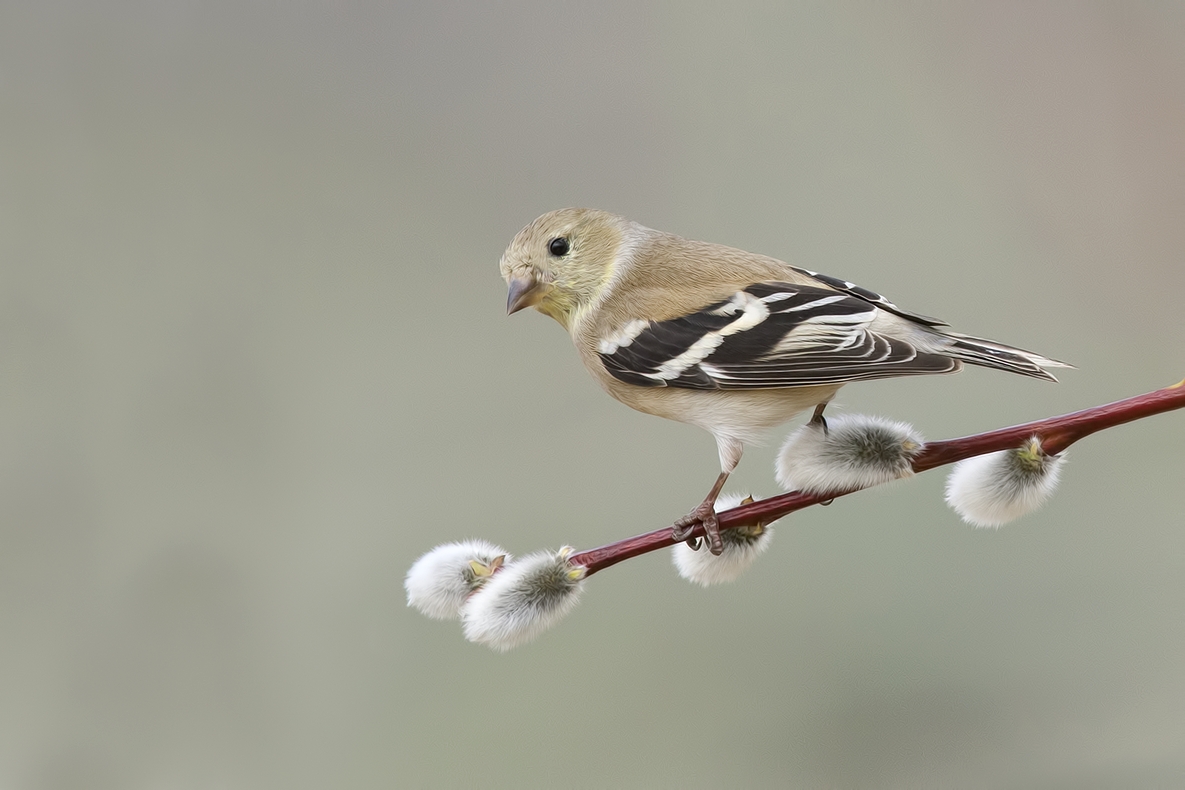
[{"left": 548, "top": 237, "right": 571, "bottom": 257}]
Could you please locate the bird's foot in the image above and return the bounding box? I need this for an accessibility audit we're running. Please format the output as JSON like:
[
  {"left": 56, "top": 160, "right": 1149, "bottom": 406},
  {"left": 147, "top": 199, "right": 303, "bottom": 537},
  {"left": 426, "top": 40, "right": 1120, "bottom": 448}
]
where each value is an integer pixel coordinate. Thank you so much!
[{"left": 671, "top": 501, "right": 724, "bottom": 556}]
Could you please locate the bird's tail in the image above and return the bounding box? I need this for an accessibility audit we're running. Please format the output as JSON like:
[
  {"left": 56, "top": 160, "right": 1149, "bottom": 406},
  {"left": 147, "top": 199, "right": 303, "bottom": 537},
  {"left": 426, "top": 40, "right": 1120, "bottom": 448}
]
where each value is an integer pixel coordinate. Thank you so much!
[{"left": 941, "top": 332, "right": 1072, "bottom": 382}]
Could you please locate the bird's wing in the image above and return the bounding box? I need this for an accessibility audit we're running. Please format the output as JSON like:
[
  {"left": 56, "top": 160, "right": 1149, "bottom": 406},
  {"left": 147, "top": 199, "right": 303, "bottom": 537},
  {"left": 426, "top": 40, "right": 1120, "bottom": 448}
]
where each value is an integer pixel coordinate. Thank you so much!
[
  {"left": 786, "top": 266, "right": 949, "bottom": 327},
  {"left": 597, "top": 282, "right": 959, "bottom": 390}
]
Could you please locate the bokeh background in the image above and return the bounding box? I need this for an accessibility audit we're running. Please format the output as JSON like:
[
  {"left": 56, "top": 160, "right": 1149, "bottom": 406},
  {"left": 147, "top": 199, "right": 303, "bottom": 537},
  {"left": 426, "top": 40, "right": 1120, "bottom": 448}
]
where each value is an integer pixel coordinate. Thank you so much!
[{"left": 4, "top": 2, "right": 1185, "bottom": 787}]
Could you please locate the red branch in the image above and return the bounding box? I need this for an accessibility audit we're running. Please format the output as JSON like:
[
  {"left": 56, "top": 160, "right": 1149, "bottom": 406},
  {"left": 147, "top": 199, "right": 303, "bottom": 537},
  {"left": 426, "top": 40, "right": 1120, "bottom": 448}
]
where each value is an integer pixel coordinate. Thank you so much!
[{"left": 569, "top": 378, "right": 1185, "bottom": 576}]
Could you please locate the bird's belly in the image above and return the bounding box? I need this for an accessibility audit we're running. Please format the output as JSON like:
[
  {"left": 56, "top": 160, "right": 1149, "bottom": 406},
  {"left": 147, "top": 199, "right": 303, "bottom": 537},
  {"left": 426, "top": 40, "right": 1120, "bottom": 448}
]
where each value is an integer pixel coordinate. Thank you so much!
[{"left": 606, "top": 382, "right": 841, "bottom": 444}]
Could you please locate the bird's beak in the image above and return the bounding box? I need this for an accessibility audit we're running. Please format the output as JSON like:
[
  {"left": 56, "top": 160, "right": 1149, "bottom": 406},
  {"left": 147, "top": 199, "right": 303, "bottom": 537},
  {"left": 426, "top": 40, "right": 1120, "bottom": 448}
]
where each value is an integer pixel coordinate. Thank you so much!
[{"left": 506, "top": 275, "right": 546, "bottom": 315}]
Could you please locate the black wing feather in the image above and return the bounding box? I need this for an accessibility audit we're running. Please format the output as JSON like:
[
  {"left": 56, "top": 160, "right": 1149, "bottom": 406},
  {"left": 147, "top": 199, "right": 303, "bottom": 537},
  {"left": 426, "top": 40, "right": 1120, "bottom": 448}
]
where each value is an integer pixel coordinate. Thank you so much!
[
  {"left": 788, "top": 266, "right": 949, "bottom": 327},
  {"left": 598, "top": 282, "right": 958, "bottom": 391}
]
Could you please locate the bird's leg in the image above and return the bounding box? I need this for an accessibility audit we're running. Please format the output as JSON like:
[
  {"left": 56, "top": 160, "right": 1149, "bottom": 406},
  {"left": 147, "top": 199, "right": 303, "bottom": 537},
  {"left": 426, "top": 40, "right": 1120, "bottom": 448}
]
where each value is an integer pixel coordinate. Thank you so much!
[
  {"left": 809, "top": 401, "right": 829, "bottom": 434},
  {"left": 810, "top": 400, "right": 835, "bottom": 505},
  {"left": 671, "top": 470, "right": 731, "bottom": 555}
]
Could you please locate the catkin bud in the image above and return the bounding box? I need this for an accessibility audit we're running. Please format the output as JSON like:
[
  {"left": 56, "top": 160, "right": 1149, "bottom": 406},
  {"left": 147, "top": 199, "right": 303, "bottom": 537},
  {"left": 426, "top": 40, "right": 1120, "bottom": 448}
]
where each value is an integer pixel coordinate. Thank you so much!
[
  {"left": 405, "top": 540, "right": 510, "bottom": 620},
  {"left": 944, "top": 437, "right": 1066, "bottom": 527},
  {"left": 461, "top": 547, "right": 586, "bottom": 652},
  {"left": 777, "top": 414, "right": 924, "bottom": 494}
]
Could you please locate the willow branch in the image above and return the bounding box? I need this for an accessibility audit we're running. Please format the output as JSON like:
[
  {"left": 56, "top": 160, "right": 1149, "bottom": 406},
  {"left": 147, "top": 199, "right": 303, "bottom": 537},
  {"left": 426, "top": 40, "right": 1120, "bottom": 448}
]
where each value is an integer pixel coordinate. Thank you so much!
[{"left": 569, "top": 378, "right": 1185, "bottom": 576}]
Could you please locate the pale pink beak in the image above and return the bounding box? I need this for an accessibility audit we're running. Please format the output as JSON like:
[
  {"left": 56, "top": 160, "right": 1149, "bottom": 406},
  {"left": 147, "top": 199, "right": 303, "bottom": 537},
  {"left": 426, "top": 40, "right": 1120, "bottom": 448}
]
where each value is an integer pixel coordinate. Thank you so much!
[{"left": 506, "top": 275, "right": 545, "bottom": 315}]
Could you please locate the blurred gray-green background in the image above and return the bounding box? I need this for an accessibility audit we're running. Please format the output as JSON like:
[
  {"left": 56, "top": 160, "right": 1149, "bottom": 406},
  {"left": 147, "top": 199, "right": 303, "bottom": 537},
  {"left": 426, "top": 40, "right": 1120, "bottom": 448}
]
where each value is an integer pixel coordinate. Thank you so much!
[{"left": 4, "top": 2, "right": 1184, "bottom": 788}]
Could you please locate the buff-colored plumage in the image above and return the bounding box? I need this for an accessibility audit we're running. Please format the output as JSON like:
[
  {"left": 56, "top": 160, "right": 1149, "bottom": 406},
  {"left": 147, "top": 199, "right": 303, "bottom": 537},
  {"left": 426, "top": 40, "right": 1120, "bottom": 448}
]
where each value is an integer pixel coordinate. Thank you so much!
[
  {"left": 501, "top": 209, "right": 839, "bottom": 470},
  {"left": 500, "top": 208, "right": 1066, "bottom": 553}
]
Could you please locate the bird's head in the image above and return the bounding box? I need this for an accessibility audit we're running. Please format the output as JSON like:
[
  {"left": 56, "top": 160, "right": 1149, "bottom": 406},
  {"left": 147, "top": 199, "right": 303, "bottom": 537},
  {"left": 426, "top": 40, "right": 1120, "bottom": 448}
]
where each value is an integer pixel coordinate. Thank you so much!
[{"left": 500, "top": 208, "right": 630, "bottom": 331}]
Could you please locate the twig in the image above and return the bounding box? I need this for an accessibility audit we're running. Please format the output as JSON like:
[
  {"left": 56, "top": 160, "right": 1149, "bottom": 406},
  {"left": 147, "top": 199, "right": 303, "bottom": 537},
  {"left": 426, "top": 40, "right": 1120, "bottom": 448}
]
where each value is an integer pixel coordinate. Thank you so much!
[{"left": 569, "top": 378, "right": 1185, "bottom": 576}]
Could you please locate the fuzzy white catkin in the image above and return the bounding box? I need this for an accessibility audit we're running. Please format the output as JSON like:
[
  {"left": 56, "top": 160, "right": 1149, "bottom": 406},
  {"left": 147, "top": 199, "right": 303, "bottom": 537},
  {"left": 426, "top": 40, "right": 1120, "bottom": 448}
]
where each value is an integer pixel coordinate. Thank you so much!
[
  {"left": 945, "top": 437, "right": 1066, "bottom": 527},
  {"left": 672, "top": 492, "right": 774, "bottom": 586},
  {"left": 461, "top": 547, "right": 586, "bottom": 652},
  {"left": 776, "top": 414, "right": 924, "bottom": 495},
  {"left": 405, "top": 540, "right": 510, "bottom": 620}
]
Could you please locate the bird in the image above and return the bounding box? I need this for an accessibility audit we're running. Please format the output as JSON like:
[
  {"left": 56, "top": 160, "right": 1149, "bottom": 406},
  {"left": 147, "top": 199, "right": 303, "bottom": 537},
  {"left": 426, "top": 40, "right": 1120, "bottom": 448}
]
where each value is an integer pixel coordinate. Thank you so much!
[{"left": 500, "top": 208, "right": 1068, "bottom": 555}]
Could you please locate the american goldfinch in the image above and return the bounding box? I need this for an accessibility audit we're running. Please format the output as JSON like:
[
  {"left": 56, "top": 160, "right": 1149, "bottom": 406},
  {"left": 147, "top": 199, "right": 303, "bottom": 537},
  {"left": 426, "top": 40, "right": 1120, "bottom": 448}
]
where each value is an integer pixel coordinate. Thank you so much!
[{"left": 500, "top": 208, "right": 1067, "bottom": 554}]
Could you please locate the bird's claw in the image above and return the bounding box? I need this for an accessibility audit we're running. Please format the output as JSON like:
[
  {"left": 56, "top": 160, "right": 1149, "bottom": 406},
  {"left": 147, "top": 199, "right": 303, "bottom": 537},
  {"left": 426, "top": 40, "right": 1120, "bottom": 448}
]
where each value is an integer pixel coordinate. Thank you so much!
[{"left": 672, "top": 503, "right": 724, "bottom": 555}]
